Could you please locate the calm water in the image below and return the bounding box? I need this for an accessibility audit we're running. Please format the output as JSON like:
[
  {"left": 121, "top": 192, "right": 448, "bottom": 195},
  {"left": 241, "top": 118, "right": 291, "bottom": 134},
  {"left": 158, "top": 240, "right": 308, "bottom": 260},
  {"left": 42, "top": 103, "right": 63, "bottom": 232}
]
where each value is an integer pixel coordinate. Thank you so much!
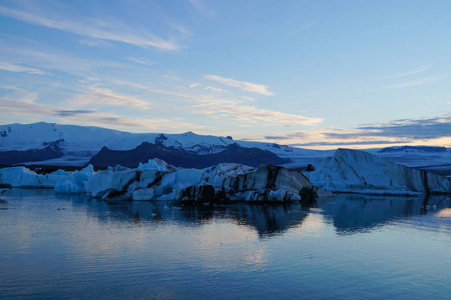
[{"left": 0, "top": 189, "right": 450, "bottom": 299}]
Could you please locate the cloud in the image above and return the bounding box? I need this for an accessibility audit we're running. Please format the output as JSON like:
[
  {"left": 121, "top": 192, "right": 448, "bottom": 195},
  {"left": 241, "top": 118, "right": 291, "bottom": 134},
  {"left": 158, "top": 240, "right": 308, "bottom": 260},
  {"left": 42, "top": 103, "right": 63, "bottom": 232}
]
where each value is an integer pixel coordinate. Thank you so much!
[
  {"left": 274, "top": 22, "right": 316, "bottom": 41},
  {"left": 205, "top": 75, "right": 274, "bottom": 95},
  {"left": 79, "top": 38, "right": 112, "bottom": 48},
  {"left": 264, "top": 136, "right": 291, "bottom": 140},
  {"left": 0, "top": 5, "right": 179, "bottom": 50},
  {"left": 55, "top": 109, "right": 95, "bottom": 117},
  {"left": 0, "top": 47, "right": 124, "bottom": 78},
  {"left": 205, "top": 86, "right": 229, "bottom": 93},
  {"left": 319, "top": 115, "right": 451, "bottom": 141},
  {"left": 71, "top": 86, "right": 151, "bottom": 109},
  {"left": 165, "top": 75, "right": 183, "bottom": 81},
  {"left": 356, "top": 116, "right": 451, "bottom": 139},
  {"left": 239, "top": 96, "right": 257, "bottom": 102},
  {"left": 111, "top": 80, "right": 195, "bottom": 99},
  {"left": 193, "top": 99, "right": 323, "bottom": 126},
  {"left": 189, "top": 0, "right": 215, "bottom": 17},
  {"left": 0, "top": 85, "right": 39, "bottom": 104},
  {"left": 383, "top": 63, "right": 433, "bottom": 79},
  {"left": 0, "top": 62, "right": 51, "bottom": 75},
  {"left": 164, "top": 19, "right": 192, "bottom": 35},
  {"left": 382, "top": 74, "right": 447, "bottom": 89},
  {"left": 290, "top": 140, "right": 409, "bottom": 147},
  {"left": 0, "top": 97, "right": 204, "bottom": 131},
  {"left": 265, "top": 131, "right": 310, "bottom": 140},
  {"left": 263, "top": 116, "right": 451, "bottom": 148},
  {"left": 125, "top": 57, "right": 156, "bottom": 66}
]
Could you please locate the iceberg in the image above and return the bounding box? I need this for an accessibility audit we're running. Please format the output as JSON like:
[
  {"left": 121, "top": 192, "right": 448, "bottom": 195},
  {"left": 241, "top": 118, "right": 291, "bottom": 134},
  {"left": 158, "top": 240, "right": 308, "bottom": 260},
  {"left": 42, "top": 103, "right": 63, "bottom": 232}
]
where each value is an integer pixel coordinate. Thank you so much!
[
  {"left": 2, "top": 151, "right": 449, "bottom": 201},
  {"left": 0, "top": 165, "right": 95, "bottom": 192},
  {"left": 0, "top": 159, "right": 322, "bottom": 203},
  {"left": 85, "top": 161, "right": 319, "bottom": 203},
  {"left": 305, "top": 148, "right": 451, "bottom": 195}
]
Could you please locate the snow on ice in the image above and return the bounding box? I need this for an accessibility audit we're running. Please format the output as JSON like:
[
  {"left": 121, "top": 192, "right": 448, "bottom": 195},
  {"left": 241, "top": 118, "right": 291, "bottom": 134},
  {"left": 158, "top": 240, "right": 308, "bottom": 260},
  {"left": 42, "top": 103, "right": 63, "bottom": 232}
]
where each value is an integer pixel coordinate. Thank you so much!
[
  {"left": 304, "top": 148, "right": 451, "bottom": 195},
  {"left": 1, "top": 149, "right": 450, "bottom": 202}
]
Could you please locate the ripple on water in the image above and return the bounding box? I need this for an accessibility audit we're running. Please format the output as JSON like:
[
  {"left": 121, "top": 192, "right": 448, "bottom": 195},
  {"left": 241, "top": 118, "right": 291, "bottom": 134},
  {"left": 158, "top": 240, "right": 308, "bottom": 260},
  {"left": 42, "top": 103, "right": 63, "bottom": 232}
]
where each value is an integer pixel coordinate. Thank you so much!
[{"left": 0, "top": 190, "right": 450, "bottom": 299}]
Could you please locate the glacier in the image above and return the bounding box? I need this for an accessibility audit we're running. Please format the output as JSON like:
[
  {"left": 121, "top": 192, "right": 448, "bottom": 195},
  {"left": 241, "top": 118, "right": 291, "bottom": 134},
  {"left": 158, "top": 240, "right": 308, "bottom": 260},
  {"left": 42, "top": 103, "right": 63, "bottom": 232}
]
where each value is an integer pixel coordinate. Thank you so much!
[{"left": 305, "top": 148, "right": 451, "bottom": 195}]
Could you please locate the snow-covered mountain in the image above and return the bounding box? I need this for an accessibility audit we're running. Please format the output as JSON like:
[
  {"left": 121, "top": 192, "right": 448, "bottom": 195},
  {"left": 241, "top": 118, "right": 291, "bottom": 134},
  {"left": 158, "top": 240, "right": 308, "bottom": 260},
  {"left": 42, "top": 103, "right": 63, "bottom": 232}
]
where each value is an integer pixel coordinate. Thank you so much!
[
  {"left": 1, "top": 122, "right": 450, "bottom": 175},
  {"left": 0, "top": 122, "right": 331, "bottom": 168}
]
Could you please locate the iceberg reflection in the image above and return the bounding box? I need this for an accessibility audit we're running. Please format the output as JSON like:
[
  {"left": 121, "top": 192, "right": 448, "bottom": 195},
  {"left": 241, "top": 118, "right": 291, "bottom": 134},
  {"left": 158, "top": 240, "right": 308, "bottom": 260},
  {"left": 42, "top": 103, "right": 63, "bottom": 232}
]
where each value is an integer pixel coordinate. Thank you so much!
[
  {"left": 2, "top": 189, "right": 450, "bottom": 238},
  {"left": 318, "top": 193, "right": 451, "bottom": 235}
]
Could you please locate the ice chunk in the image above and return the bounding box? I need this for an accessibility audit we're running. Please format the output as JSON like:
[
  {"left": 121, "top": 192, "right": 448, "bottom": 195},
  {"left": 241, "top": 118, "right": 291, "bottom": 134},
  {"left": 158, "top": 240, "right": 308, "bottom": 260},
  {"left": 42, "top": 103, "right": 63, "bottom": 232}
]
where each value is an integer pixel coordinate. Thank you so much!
[{"left": 305, "top": 148, "right": 451, "bottom": 194}]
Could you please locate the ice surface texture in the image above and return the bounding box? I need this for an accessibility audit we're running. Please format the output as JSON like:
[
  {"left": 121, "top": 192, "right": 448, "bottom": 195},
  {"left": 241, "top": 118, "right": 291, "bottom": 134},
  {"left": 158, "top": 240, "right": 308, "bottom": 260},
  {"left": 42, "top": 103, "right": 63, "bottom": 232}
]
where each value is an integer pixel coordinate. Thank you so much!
[{"left": 305, "top": 148, "right": 451, "bottom": 195}]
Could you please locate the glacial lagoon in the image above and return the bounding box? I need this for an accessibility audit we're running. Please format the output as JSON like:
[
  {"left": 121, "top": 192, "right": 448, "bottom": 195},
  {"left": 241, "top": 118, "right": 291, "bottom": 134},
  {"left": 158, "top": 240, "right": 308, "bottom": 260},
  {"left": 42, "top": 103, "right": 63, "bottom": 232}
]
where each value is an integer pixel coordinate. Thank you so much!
[{"left": 0, "top": 189, "right": 450, "bottom": 299}]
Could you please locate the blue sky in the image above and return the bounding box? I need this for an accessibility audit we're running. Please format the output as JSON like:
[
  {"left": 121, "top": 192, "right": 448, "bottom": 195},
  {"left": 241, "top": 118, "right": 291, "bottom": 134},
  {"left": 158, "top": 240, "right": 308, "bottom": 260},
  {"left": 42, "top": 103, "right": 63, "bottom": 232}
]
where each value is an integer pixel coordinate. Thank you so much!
[{"left": 0, "top": 0, "right": 450, "bottom": 149}]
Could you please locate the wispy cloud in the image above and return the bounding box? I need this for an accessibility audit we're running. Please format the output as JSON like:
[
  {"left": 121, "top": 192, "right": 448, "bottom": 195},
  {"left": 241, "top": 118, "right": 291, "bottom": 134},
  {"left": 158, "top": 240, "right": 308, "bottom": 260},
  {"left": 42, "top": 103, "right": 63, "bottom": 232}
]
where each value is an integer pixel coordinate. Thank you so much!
[
  {"left": 0, "top": 98, "right": 204, "bottom": 131},
  {"left": 0, "top": 62, "right": 51, "bottom": 75},
  {"left": 71, "top": 86, "right": 151, "bottom": 110},
  {"left": 263, "top": 115, "right": 451, "bottom": 148},
  {"left": 0, "top": 47, "right": 124, "bottom": 78},
  {"left": 55, "top": 109, "right": 95, "bottom": 117},
  {"left": 193, "top": 99, "right": 323, "bottom": 126},
  {"left": 0, "top": 5, "right": 179, "bottom": 50},
  {"left": 79, "top": 38, "right": 112, "bottom": 48},
  {"left": 265, "top": 131, "right": 310, "bottom": 140},
  {"left": 205, "top": 86, "right": 229, "bottom": 93},
  {"left": 165, "top": 75, "right": 183, "bottom": 81},
  {"left": 382, "top": 74, "right": 447, "bottom": 89},
  {"left": 383, "top": 63, "right": 433, "bottom": 79},
  {"left": 205, "top": 74, "right": 274, "bottom": 95},
  {"left": 125, "top": 57, "right": 157, "bottom": 66},
  {"left": 315, "top": 115, "right": 451, "bottom": 142},
  {"left": 189, "top": 0, "right": 215, "bottom": 18},
  {"left": 0, "top": 85, "right": 39, "bottom": 103},
  {"left": 111, "top": 80, "right": 195, "bottom": 99},
  {"left": 264, "top": 136, "right": 292, "bottom": 140},
  {"left": 164, "top": 19, "right": 192, "bottom": 35},
  {"left": 290, "top": 140, "right": 409, "bottom": 147},
  {"left": 356, "top": 115, "right": 451, "bottom": 139},
  {"left": 274, "top": 22, "right": 316, "bottom": 41}
]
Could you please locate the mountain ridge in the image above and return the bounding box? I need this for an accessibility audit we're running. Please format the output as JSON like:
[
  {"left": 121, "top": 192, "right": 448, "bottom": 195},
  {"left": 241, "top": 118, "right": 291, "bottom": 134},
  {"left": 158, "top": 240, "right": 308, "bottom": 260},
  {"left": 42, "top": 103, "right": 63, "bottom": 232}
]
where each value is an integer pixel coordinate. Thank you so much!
[
  {"left": 88, "top": 142, "right": 289, "bottom": 168},
  {"left": 0, "top": 122, "right": 312, "bottom": 168}
]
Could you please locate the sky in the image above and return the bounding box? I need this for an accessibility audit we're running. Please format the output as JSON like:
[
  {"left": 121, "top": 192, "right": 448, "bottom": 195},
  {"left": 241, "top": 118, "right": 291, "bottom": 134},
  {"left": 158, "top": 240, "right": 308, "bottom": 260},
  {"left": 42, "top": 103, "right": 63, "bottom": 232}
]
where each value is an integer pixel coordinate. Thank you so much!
[{"left": 0, "top": 0, "right": 451, "bottom": 149}]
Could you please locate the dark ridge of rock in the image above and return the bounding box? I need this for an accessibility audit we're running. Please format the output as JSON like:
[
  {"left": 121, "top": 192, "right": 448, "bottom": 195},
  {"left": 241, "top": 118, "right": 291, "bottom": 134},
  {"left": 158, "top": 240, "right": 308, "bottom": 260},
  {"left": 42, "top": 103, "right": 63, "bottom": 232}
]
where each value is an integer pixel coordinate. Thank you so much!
[
  {"left": 154, "top": 134, "right": 168, "bottom": 146},
  {"left": 378, "top": 146, "right": 447, "bottom": 153},
  {"left": 88, "top": 142, "right": 289, "bottom": 168},
  {"left": 0, "top": 140, "right": 64, "bottom": 165}
]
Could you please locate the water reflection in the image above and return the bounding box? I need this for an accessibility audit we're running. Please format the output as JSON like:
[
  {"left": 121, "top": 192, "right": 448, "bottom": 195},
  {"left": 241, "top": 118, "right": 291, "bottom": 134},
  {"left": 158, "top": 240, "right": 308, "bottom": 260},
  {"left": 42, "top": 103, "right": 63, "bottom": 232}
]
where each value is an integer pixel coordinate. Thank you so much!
[
  {"left": 2, "top": 189, "right": 451, "bottom": 238},
  {"left": 317, "top": 193, "right": 451, "bottom": 235},
  {"left": 74, "top": 198, "right": 310, "bottom": 238},
  {"left": 0, "top": 199, "right": 7, "bottom": 210}
]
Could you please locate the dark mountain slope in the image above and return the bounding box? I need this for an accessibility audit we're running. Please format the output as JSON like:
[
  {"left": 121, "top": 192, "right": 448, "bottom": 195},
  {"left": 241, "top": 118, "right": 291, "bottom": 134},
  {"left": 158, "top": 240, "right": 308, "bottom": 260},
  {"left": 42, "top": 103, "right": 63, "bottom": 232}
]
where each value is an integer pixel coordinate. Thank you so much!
[
  {"left": 88, "top": 142, "right": 289, "bottom": 168},
  {"left": 378, "top": 146, "right": 447, "bottom": 153},
  {"left": 0, "top": 140, "right": 63, "bottom": 165}
]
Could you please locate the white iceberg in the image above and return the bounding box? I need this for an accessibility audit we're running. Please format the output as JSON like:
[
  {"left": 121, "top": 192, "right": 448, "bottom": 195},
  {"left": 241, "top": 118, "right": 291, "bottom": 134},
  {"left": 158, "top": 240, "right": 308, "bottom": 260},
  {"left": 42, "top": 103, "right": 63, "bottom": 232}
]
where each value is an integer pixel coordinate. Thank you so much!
[
  {"left": 0, "top": 158, "right": 320, "bottom": 202},
  {"left": 305, "top": 148, "right": 451, "bottom": 195}
]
